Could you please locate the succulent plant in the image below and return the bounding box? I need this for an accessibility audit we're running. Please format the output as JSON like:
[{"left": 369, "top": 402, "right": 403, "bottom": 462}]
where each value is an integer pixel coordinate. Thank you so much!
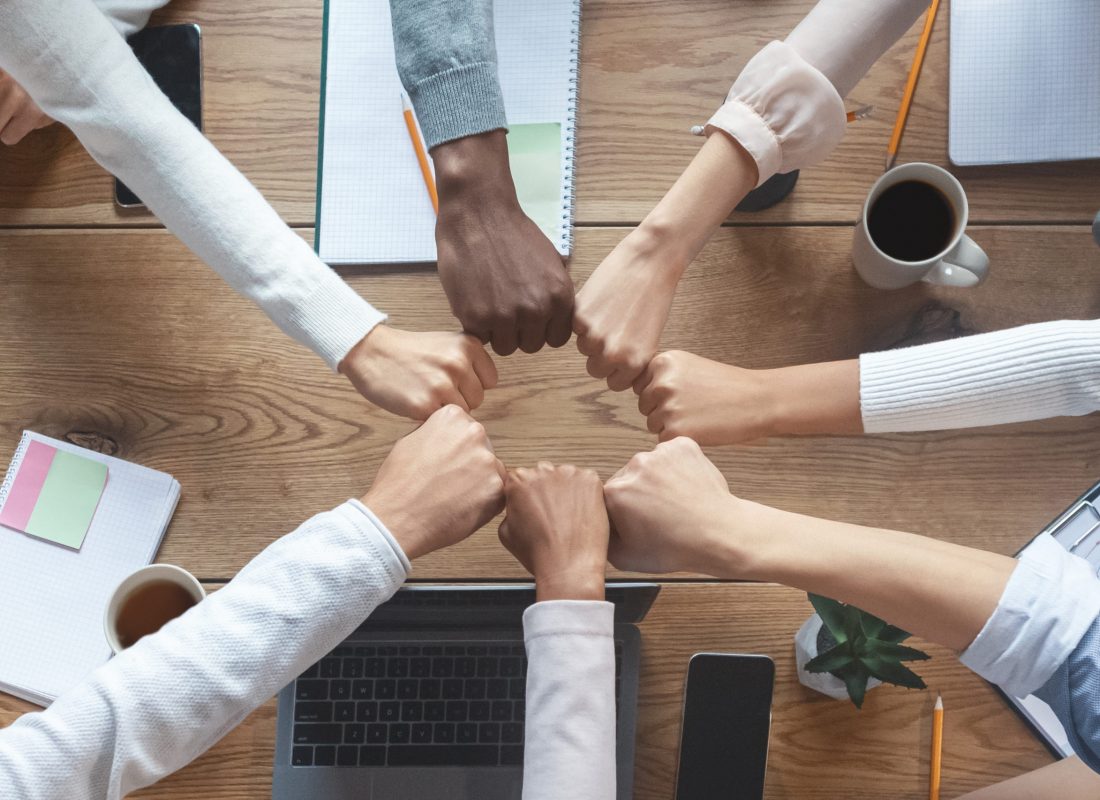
[{"left": 804, "top": 593, "right": 931, "bottom": 708}]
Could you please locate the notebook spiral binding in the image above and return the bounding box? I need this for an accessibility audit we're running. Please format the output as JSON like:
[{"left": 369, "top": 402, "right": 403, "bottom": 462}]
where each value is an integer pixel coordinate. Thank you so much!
[
  {"left": 561, "top": 0, "right": 582, "bottom": 255},
  {"left": 0, "top": 432, "right": 31, "bottom": 514}
]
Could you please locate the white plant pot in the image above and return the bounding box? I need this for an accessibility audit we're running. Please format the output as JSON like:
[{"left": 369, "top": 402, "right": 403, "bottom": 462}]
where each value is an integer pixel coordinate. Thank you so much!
[{"left": 794, "top": 614, "right": 881, "bottom": 701}]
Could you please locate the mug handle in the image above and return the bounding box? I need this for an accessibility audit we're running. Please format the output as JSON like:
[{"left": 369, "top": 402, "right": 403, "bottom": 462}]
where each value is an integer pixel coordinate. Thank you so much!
[{"left": 922, "top": 235, "right": 989, "bottom": 288}]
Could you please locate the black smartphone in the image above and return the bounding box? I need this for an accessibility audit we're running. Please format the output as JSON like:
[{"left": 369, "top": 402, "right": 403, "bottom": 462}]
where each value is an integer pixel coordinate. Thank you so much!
[
  {"left": 115, "top": 23, "right": 203, "bottom": 208},
  {"left": 674, "top": 653, "right": 775, "bottom": 800}
]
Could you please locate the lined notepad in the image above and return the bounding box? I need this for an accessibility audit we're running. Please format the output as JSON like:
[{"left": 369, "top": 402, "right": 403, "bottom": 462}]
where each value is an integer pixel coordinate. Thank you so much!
[
  {"left": 0, "top": 432, "right": 180, "bottom": 705},
  {"left": 316, "top": 0, "right": 581, "bottom": 264},
  {"left": 949, "top": 0, "right": 1100, "bottom": 166}
]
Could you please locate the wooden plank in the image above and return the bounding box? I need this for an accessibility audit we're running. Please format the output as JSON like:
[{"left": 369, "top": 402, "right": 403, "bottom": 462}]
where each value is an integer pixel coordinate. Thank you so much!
[
  {"left": 0, "top": 584, "right": 1053, "bottom": 798},
  {"left": 0, "top": 225, "right": 1095, "bottom": 580},
  {"left": 3, "top": 0, "right": 1099, "bottom": 227}
]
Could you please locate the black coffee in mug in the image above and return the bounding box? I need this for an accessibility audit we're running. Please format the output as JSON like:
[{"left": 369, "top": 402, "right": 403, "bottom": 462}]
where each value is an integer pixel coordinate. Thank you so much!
[{"left": 867, "top": 180, "right": 955, "bottom": 262}]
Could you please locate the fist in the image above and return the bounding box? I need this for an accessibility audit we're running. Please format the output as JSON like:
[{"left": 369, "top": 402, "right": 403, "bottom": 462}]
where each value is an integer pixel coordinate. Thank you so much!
[
  {"left": 363, "top": 405, "right": 506, "bottom": 560},
  {"left": 499, "top": 462, "right": 609, "bottom": 601},
  {"left": 0, "top": 70, "right": 53, "bottom": 146},
  {"left": 604, "top": 437, "right": 737, "bottom": 575},
  {"left": 635, "top": 350, "right": 773, "bottom": 444}
]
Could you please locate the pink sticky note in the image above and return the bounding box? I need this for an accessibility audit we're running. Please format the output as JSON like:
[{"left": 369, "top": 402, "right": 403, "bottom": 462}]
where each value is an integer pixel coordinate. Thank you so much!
[{"left": 0, "top": 440, "right": 58, "bottom": 531}]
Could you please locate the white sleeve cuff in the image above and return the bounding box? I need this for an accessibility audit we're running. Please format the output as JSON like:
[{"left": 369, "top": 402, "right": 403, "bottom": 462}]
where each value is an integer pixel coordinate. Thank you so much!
[
  {"left": 705, "top": 40, "right": 845, "bottom": 187},
  {"left": 343, "top": 499, "right": 412, "bottom": 576},
  {"left": 523, "top": 599, "right": 615, "bottom": 639},
  {"left": 960, "top": 534, "right": 1100, "bottom": 698}
]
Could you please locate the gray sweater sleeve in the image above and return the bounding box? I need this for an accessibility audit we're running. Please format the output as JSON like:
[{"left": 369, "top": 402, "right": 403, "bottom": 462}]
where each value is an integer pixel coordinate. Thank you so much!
[{"left": 389, "top": 0, "right": 508, "bottom": 150}]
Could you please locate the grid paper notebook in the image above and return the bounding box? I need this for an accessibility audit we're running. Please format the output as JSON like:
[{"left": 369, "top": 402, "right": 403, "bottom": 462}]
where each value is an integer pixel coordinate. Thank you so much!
[
  {"left": 0, "top": 432, "right": 180, "bottom": 706},
  {"left": 949, "top": 0, "right": 1100, "bottom": 166},
  {"left": 316, "top": 0, "right": 581, "bottom": 264}
]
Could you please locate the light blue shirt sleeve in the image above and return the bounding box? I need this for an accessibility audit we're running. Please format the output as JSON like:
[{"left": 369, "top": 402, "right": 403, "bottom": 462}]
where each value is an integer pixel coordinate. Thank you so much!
[{"left": 1034, "top": 617, "right": 1100, "bottom": 772}]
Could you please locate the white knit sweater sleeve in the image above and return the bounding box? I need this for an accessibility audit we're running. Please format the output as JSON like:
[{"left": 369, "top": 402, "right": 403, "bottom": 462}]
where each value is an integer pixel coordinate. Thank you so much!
[
  {"left": 706, "top": 0, "right": 927, "bottom": 185},
  {"left": 522, "top": 601, "right": 616, "bottom": 800},
  {"left": 0, "top": 499, "right": 409, "bottom": 800},
  {"left": 860, "top": 320, "right": 1100, "bottom": 432},
  {"left": 90, "top": 0, "right": 167, "bottom": 38},
  {"left": 0, "top": 0, "right": 386, "bottom": 368}
]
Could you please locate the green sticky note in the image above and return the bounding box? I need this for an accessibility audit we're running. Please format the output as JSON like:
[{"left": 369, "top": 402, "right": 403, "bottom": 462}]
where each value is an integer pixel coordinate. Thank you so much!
[
  {"left": 24, "top": 451, "right": 108, "bottom": 550},
  {"left": 508, "top": 123, "right": 562, "bottom": 246}
]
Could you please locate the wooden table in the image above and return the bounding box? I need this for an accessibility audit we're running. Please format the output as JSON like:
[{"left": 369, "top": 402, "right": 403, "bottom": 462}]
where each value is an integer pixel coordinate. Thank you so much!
[{"left": 2, "top": 0, "right": 1097, "bottom": 797}]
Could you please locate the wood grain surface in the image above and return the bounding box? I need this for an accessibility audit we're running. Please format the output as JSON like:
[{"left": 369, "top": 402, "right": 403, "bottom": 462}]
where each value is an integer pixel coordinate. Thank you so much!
[
  {"left": 0, "top": 584, "right": 1053, "bottom": 799},
  {"left": 3, "top": 0, "right": 1098, "bottom": 227},
  {"left": 0, "top": 225, "right": 1095, "bottom": 580}
]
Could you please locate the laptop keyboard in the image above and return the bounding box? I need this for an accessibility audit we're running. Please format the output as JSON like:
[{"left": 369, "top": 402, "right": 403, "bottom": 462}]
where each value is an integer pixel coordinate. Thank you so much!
[{"left": 290, "top": 641, "right": 623, "bottom": 768}]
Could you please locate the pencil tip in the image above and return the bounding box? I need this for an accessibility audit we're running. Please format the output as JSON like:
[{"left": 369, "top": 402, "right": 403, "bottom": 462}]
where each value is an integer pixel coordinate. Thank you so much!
[
  {"left": 885, "top": 153, "right": 896, "bottom": 172},
  {"left": 935, "top": 695, "right": 943, "bottom": 710}
]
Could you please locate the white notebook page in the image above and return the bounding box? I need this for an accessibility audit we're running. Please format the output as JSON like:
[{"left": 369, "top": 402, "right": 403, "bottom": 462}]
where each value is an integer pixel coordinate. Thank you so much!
[
  {"left": 317, "top": 0, "right": 580, "bottom": 264},
  {"left": 949, "top": 0, "right": 1100, "bottom": 166},
  {"left": 0, "top": 432, "right": 180, "bottom": 705}
]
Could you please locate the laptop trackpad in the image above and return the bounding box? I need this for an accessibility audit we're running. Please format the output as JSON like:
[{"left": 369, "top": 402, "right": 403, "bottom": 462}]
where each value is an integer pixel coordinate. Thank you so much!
[{"left": 344, "top": 767, "right": 523, "bottom": 798}]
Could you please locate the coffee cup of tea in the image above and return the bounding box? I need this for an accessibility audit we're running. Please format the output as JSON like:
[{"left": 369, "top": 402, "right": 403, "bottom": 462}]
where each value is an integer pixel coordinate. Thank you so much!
[
  {"left": 852, "top": 162, "right": 989, "bottom": 289},
  {"left": 104, "top": 563, "right": 205, "bottom": 654}
]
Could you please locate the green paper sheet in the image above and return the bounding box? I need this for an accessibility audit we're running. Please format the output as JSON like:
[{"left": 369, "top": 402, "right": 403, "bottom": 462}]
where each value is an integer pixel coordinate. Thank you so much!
[
  {"left": 24, "top": 451, "right": 108, "bottom": 550},
  {"left": 508, "top": 123, "right": 562, "bottom": 245}
]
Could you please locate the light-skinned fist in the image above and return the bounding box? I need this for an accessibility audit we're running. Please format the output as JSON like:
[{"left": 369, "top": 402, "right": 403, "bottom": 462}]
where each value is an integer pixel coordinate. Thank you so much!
[
  {"left": 0, "top": 71, "right": 53, "bottom": 146},
  {"left": 339, "top": 325, "right": 498, "bottom": 420},
  {"left": 499, "top": 462, "right": 609, "bottom": 601},
  {"left": 362, "top": 405, "right": 506, "bottom": 560}
]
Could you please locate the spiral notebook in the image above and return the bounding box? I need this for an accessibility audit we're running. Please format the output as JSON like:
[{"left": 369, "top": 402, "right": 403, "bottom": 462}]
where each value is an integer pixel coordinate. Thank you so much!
[
  {"left": 315, "top": 0, "right": 581, "bottom": 264},
  {"left": 949, "top": 0, "right": 1100, "bottom": 166},
  {"left": 0, "top": 432, "right": 180, "bottom": 706}
]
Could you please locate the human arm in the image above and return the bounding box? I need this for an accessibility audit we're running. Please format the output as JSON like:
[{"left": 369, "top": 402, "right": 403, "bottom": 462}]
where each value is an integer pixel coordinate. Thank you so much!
[
  {"left": 955, "top": 757, "right": 1100, "bottom": 800},
  {"left": 0, "top": 0, "right": 496, "bottom": 420},
  {"left": 0, "top": 405, "right": 506, "bottom": 800},
  {"left": 575, "top": 0, "right": 928, "bottom": 389},
  {"left": 497, "top": 463, "right": 616, "bottom": 800},
  {"left": 389, "top": 0, "right": 574, "bottom": 356}
]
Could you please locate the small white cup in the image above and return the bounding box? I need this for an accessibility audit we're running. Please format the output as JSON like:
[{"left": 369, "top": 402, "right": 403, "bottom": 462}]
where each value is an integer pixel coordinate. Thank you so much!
[
  {"left": 852, "top": 162, "right": 989, "bottom": 290},
  {"left": 104, "top": 563, "right": 206, "bottom": 654}
]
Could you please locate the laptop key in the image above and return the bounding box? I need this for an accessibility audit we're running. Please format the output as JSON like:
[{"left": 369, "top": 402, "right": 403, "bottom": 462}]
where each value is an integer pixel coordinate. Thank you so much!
[
  {"left": 291, "top": 746, "right": 313, "bottom": 766},
  {"left": 419, "top": 679, "right": 441, "bottom": 700},
  {"left": 380, "top": 701, "right": 400, "bottom": 722},
  {"left": 294, "top": 701, "right": 333, "bottom": 723},
  {"left": 509, "top": 679, "right": 525, "bottom": 700},
  {"left": 424, "top": 701, "right": 445, "bottom": 721},
  {"left": 314, "top": 745, "right": 336, "bottom": 766},
  {"left": 295, "top": 680, "right": 328, "bottom": 701},
  {"left": 388, "top": 658, "right": 409, "bottom": 678},
  {"left": 397, "top": 679, "right": 418, "bottom": 700},
  {"left": 433, "top": 722, "right": 455, "bottom": 743},
  {"left": 334, "top": 702, "right": 355, "bottom": 722},
  {"left": 364, "top": 658, "right": 386, "bottom": 678},
  {"left": 400, "top": 645, "right": 420, "bottom": 656},
  {"left": 402, "top": 701, "right": 423, "bottom": 722},
  {"left": 356, "top": 702, "right": 378, "bottom": 722},
  {"left": 294, "top": 724, "right": 342, "bottom": 745},
  {"left": 410, "top": 657, "right": 431, "bottom": 677},
  {"left": 389, "top": 723, "right": 411, "bottom": 744},
  {"left": 500, "top": 658, "right": 522, "bottom": 678},
  {"left": 476, "top": 659, "right": 498, "bottom": 678},
  {"left": 478, "top": 722, "right": 500, "bottom": 744},
  {"left": 367, "top": 724, "right": 387, "bottom": 744},
  {"left": 442, "top": 679, "right": 463, "bottom": 700},
  {"left": 454, "top": 657, "right": 476, "bottom": 678},
  {"left": 487, "top": 679, "right": 508, "bottom": 700},
  {"left": 501, "top": 745, "right": 524, "bottom": 766},
  {"left": 337, "top": 745, "right": 358, "bottom": 767},
  {"left": 375, "top": 680, "right": 396, "bottom": 700},
  {"left": 412, "top": 722, "right": 433, "bottom": 744},
  {"left": 354, "top": 646, "right": 375, "bottom": 657},
  {"left": 342, "top": 658, "right": 363, "bottom": 679},
  {"left": 320, "top": 658, "right": 341, "bottom": 679},
  {"left": 359, "top": 745, "right": 386, "bottom": 766},
  {"left": 514, "top": 701, "right": 525, "bottom": 721},
  {"left": 299, "top": 663, "right": 319, "bottom": 680},
  {"left": 502, "top": 722, "right": 523, "bottom": 744},
  {"left": 387, "top": 744, "right": 498, "bottom": 767},
  {"left": 432, "top": 658, "right": 454, "bottom": 678},
  {"left": 457, "top": 722, "right": 478, "bottom": 744},
  {"left": 331, "top": 680, "right": 351, "bottom": 701},
  {"left": 491, "top": 701, "right": 511, "bottom": 722},
  {"left": 352, "top": 680, "right": 372, "bottom": 701},
  {"left": 465, "top": 679, "right": 486, "bottom": 699},
  {"left": 469, "top": 700, "right": 490, "bottom": 721},
  {"left": 345, "top": 723, "right": 366, "bottom": 744},
  {"left": 446, "top": 701, "right": 468, "bottom": 722}
]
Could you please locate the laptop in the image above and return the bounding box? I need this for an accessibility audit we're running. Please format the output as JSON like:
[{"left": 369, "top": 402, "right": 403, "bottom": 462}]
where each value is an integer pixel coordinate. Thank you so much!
[{"left": 273, "top": 583, "right": 660, "bottom": 799}]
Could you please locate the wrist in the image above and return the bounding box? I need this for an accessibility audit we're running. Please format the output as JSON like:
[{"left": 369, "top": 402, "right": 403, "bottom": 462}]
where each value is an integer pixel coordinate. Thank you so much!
[
  {"left": 703, "top": 495, "right": 778, "bottom": 580},
  {"left": 361, "top": 487, "right": 430, "bottom": 562},
  {"left": 764, "top": 360, "right": 863, "bottom": 437},
  {"left": 432, "top": 130, "right": 519, "bottom": 208},
  {"left": 535, "top": 567, "right": 606, "bottom": 603}
]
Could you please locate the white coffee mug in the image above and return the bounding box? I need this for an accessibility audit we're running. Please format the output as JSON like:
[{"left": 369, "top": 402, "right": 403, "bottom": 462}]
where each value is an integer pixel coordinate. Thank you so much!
[
  {"left": 852, "top": 162, "right": 989, "bottom": 290},
  {"left": 104, "top": 563, "right": 206, "bottom": 654}
]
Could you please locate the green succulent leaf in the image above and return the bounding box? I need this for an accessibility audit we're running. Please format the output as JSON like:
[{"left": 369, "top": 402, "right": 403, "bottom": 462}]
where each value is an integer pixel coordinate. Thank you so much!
[
  {"left": 859, "top": 611, "right": 888, "bottom": 640},
  {"left": 876, "top": 624, "right": 913, "bottom": 644},
  {"left": 809, "top": 594, "right": 849, "bottom": 644},
  {"left": 837, "top": 663, "right": 870, "bottom": 709},
  {"left": 842, "top": 605, "right": 864, "bottom": 644},
  {"left": 866, "top": 641, "right": 931, "bottom": 663},
  {"left": 804, "top": 643, "right": 853, "bottom": 674},
  {"left": 861, "top": 656, "right": 927, "bottom": 690}
]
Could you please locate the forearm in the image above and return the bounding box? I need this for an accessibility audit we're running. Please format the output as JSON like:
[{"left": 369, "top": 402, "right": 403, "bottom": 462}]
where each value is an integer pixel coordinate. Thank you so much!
[
  {"left": 955, "top": 757, "right": 1100, "bottom": 800},
  {"left": 91, "top": 0, "right": 169, "bottom": 38},
  {"left": 861, "top": 320, "right": 1100, "bottom": 433},
  {"left": 0, "top": 0, "right": 385, "bottom": 368},
  {"left": 0, "top": 501, "right": 409, "bottom": 800},
  {"left": 760, "top": 359, "right": 864, "bottom": 437},
  {"left": 522, "top": 601, "right": 616, "bottom": 800},
  {"left": 728, "top": 500, "right": 1014, "bottom": 651},
  {"left": 389, "top": 0, "right": 505, "bottom": 150}
]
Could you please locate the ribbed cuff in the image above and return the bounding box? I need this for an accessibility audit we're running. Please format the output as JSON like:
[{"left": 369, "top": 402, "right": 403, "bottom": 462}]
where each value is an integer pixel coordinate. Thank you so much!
[
  {"left": 523, "top": 600, "right": 614, "bottom": 641},
  {"left": 283, "top": 274, "right": 387, "bottom": 370},
  {"left": 343, "top": 499, "right": 413, "bottom": 577},
  {"left": 406, "top": 61, "right": 508, "bottom": 150},
  {"left": 960, "top": 535, "right": 1100, "bottom": 698}
]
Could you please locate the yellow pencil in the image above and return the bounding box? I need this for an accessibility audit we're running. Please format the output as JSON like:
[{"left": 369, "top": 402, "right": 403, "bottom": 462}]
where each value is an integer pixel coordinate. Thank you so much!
[
  {"left": 929, "top": 694, "right": 944, "bottom": 800},
  {"left": 886, "top": 0, "right": 941, "bottom": 171},
  {"left": 401, "top": 92, "right": 438, "bottom": 214}
]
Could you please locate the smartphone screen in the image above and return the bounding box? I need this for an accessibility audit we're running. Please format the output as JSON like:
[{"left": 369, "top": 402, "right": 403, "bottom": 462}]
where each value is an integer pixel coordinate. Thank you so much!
[
  {"left": 674, "top": 653, "right": 775, "bottom": 800},
  {"left": 116, "top": 24, "right": 203, "bottom": 207}
]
